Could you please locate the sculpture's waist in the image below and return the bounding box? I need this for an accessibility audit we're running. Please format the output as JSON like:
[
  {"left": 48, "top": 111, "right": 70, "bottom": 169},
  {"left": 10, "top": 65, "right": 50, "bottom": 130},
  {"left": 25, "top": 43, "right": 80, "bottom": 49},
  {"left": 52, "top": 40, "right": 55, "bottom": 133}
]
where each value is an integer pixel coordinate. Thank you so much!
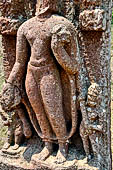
[
  {"left": 29, "top": 57, "right": 55, "bottom": 68},
  {"left": 27, "top": 61, "right": 59, "bottom": 80},
  {"left": 28, "top": 60, "right": 57, "bottom": 70}
]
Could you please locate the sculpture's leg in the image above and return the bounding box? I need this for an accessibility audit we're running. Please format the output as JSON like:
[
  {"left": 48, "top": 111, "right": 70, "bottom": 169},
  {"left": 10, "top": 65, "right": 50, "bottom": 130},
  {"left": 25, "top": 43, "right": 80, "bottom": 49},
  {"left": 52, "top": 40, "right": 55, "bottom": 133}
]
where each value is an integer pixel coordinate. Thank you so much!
[
  {"left": 16, "top": 106, "right": 32, "bottom": 139},
  {"left": 40, "top": 72, "right": 67, "bottom": 163},
  {"left": 2, "top": 126, "right": 13, "bottom": 150},
  {"left": 89, "top": 133, "right": 98, "bottom": 159},
  {"left": 11, "top": 121, "right": 23, "bottom": 150},
  {"left": 81, "top": 136, "right": 91, "bottom": 160},
  {"left": 55, "top": 143, "right": 68, "bottom": 163},
  {"left": 32, "top": 141, "right": 53, "bottom": 161},
  {"left": 25, "top": 69, "right": 53, "bottom": 161},
  {"left": 80, "top": 122, "right": 91, "bottom": 160}
]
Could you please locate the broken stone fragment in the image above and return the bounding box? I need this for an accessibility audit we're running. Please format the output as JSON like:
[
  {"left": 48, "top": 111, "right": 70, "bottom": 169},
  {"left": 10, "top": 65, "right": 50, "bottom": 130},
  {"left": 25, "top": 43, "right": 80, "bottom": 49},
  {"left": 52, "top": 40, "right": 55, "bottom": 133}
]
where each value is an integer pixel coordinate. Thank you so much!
[{"left": 79, "top": 9, "right": 106, "bottom": 31}]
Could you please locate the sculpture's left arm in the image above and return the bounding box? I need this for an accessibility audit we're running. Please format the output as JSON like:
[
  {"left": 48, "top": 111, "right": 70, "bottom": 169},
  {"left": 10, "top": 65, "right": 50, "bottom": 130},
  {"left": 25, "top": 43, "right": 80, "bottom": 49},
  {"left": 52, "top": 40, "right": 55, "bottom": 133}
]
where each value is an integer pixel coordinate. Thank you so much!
[
  {"left": 51, "top": 24, "right": 79, "bottom": 74},
  {"left": 51, "top": 24, "right": 89, "bottom": 127}
]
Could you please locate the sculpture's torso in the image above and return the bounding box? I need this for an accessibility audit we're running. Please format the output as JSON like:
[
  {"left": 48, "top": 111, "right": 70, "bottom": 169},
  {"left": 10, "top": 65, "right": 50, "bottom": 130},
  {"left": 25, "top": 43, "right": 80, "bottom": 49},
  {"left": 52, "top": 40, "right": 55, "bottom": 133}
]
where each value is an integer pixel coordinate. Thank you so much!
[{"left": 22, "top": 15, "right": 72, "bottom": 67}]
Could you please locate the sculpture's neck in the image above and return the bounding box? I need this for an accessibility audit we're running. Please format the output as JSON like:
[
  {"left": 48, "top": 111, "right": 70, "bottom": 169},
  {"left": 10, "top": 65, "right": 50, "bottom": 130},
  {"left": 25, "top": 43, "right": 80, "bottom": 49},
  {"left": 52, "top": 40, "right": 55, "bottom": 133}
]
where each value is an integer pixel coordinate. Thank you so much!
[
  {"left": 35, "top": 1, "right": 57, "bottom": 18},
  {"left": 35, "top": 6, "right": 52, "bottom": 18}
]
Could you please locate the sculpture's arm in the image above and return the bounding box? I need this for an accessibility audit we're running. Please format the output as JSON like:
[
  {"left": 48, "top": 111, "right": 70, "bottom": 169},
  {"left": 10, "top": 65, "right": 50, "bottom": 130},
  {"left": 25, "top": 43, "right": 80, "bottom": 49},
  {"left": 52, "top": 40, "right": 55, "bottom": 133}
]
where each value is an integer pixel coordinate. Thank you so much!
[
  {"left": 51, "top": 44, "right": 77, "bottom": 74},
  {"left": 51, "top": 24, "right": 78, "bottom": 74},
  {"left": 1, "top": 25, "right": 28, "bottom": 110},
  {"left": 7, "top": 25, "right": 28, "bottom": 86}
]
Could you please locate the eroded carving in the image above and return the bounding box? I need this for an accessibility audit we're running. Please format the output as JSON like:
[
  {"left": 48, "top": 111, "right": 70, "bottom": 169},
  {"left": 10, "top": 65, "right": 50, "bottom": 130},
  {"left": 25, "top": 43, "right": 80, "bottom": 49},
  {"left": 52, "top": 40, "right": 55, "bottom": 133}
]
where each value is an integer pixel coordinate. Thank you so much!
[
  {"left": 0, "top": 0, "right": 36, "bottom": 35},
  {"left": 0, "top": 0, "right": 112, "bottom": 170},
  {"left": 0, "top": 0, "right": 36, "bottom": 154},
  {"left": 0, "top": 83, "right": 32, "bottom": 152},
  {"left": 80, "top": 83, "right": 103, "bottom": 162},
  {"left": 79, "top": 0, "right": 102, "bottom": 9},
  {"left": 79, "top": 9, "right": 106, "bottom": 31},
  {"left": 0, "top": 0, "right": 87, "bottom": 164}
]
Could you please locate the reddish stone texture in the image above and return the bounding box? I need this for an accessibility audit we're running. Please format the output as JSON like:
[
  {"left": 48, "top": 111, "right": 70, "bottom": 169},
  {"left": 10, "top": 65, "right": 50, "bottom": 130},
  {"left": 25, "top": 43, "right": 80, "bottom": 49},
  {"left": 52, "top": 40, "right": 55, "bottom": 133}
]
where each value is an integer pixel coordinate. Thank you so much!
[
  {"left": 2, "top": 1, "right": 87, "bottom": 164},
  {"left": 79, "top": 9, "right": 106, "bottom": 31},
  {"left": 2, "top": 36, "right": 16, "bottom": 80},
  {"left": 0, "top": 0, "right": 36, "bottom": 152},
  {"left": 0, "top": 0, "right": 112, "bottom": 170},
  {"left": 77, "top": 0, "right": 112, "bottom": 169}
]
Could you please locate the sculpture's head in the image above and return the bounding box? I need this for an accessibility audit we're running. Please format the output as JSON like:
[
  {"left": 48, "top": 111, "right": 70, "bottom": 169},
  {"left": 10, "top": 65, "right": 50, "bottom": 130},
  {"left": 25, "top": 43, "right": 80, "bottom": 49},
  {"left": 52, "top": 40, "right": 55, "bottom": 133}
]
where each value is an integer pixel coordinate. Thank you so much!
[{"left": 36, "top": 0, "right": 58, "bottom": 15}]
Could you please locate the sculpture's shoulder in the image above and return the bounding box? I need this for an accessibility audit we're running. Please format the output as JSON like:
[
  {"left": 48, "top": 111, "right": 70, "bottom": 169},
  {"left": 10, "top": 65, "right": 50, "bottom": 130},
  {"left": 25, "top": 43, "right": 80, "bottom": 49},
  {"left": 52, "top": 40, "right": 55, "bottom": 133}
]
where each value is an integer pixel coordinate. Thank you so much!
[
  {"left": 51, "top": 15, "right": 77, "bottom": 36},
  {"left": 52, "top": 15, "right": 75, "bottom": 29},
  {"left": 17, "top": 16, "right": 37, "bottom": 34}
]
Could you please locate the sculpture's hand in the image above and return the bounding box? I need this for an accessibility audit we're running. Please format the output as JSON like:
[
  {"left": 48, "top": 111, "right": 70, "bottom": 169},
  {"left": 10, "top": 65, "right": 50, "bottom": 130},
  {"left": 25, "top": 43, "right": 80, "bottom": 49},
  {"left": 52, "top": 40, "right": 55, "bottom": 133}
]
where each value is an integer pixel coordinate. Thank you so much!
[
  {"left": 0, "top": 82, "right": 21, "bottom": 111},
  {"left": 87, "top": 83, "right": 101, "bottom": 107},
  {"left": 51, "top": 24, "right": 79, "bottom": 75}
]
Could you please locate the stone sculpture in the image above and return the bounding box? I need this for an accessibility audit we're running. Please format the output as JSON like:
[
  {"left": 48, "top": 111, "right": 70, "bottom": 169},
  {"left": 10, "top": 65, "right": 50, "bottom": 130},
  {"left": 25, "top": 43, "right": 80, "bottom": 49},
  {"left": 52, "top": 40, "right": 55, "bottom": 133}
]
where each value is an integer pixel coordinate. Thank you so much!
[
  {"left": 80, "top": 83, "right": 103, "bottom": 161},
  {"left": 0, "top": 0, "right": 36, "bottom": 152},
  {"left": 0, "top": 0, "right": 87, "bottom": 163},
  {"left": 0, "top": 98, "right": 32, "bottom": 151},
  {"left": 0, "top": 0, "right": 112, "bottom": 170}
]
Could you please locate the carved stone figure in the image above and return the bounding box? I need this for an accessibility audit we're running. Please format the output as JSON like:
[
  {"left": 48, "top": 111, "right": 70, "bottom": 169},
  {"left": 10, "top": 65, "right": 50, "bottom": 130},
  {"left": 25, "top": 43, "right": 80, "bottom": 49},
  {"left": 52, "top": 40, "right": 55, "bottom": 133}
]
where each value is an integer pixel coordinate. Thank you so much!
[
  {"left": 0, "top": 106, "right": 28, "bottom": 151},
  {"left": 0, "top": 83, "right": 32, "bottom": 151},
  {"left": 1, "top": 0, "right": 87, "bottom": 163},
  {"left": 0, "top": 0, "right": 36, "bottom": 152},
  {"left": 80, "top": 83, "right": 103, "bottom": 161},
  {"left": 0, "top": 0, "right": 112, "bottom": 170}
]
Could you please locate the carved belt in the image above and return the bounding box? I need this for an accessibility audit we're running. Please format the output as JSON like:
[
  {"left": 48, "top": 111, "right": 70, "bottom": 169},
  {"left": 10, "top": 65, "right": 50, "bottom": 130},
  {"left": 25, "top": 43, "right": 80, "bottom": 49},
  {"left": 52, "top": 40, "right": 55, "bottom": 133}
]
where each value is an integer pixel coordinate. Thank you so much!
[{"left": 29, "top": 60, "right": 56, "bottom": 69}]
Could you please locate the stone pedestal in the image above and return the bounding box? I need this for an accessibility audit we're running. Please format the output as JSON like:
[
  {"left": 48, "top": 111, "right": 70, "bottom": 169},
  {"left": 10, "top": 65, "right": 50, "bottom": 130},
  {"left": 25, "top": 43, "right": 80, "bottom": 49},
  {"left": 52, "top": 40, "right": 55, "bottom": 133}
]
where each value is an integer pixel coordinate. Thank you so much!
[{"left": 0, "top": 136, "right": 98, "bottom": 170}]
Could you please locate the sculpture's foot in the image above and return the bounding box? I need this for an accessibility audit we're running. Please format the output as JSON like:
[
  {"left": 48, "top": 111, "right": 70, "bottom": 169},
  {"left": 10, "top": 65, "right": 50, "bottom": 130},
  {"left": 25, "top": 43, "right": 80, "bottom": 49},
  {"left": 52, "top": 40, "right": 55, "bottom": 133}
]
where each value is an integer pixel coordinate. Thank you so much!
[
  {"left": 31, "top": 142, "right": 53, "bottom": 162},
  {"left": 82, "top": 154, "right": 92, "bottom": 164},
  {"left": 55, "top": 150, "right": 66, "bottom": 164},
  {"left": 11, "top": 144, "right": 20, "bottom": 150},
  {"left": 2, "top": 142, "right": 10, "bottom": 150},
  {"left": 55, "top": 143, "right": 67, "bottom": 164}
]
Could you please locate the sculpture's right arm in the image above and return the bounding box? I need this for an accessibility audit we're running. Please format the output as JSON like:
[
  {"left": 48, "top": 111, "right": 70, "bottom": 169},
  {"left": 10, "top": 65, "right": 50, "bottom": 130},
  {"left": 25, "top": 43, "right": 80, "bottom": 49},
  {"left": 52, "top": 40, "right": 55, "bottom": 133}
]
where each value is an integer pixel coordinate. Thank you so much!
[{"left": 7, "top": 25, "right": 28, "bottom": 86}]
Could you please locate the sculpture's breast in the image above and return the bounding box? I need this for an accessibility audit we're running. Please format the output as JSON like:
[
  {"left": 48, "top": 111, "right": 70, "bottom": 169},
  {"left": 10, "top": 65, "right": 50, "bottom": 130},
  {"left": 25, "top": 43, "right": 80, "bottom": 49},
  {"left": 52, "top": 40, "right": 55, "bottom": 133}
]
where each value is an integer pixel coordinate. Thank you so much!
[{"left": 25, "top": 19, "right": 51, "bottom": 47}]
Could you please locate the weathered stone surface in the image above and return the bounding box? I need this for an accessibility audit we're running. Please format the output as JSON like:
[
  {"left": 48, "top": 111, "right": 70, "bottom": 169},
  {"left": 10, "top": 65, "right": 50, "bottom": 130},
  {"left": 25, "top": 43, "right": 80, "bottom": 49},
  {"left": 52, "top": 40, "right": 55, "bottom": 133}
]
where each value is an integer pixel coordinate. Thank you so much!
[
  {"left": 79, "top": 0, "right": 102, "bottom": 9},
  {"left": 79, "top": 9, "right": 106, "bottom": 31},
  {"left": 78, "top": 1, "right": 112, "bottom": 169},
  {"left": 0, "top": 17, "right": 24, "bottom": 35},
  {"left": 0, "top": 0, "right": 35, "bottom": 155},
  {"left": 0, "top": 0, "right": 87, "bottom": 165},
  {"left": 0, "top": 0, "right": 36, "bottom": 78},
  {"left": 0, "top": 0, "right": 112, "bottom": 170},
  {"left": 0, "top": 136, "right": 98, "bottom": 170}
]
